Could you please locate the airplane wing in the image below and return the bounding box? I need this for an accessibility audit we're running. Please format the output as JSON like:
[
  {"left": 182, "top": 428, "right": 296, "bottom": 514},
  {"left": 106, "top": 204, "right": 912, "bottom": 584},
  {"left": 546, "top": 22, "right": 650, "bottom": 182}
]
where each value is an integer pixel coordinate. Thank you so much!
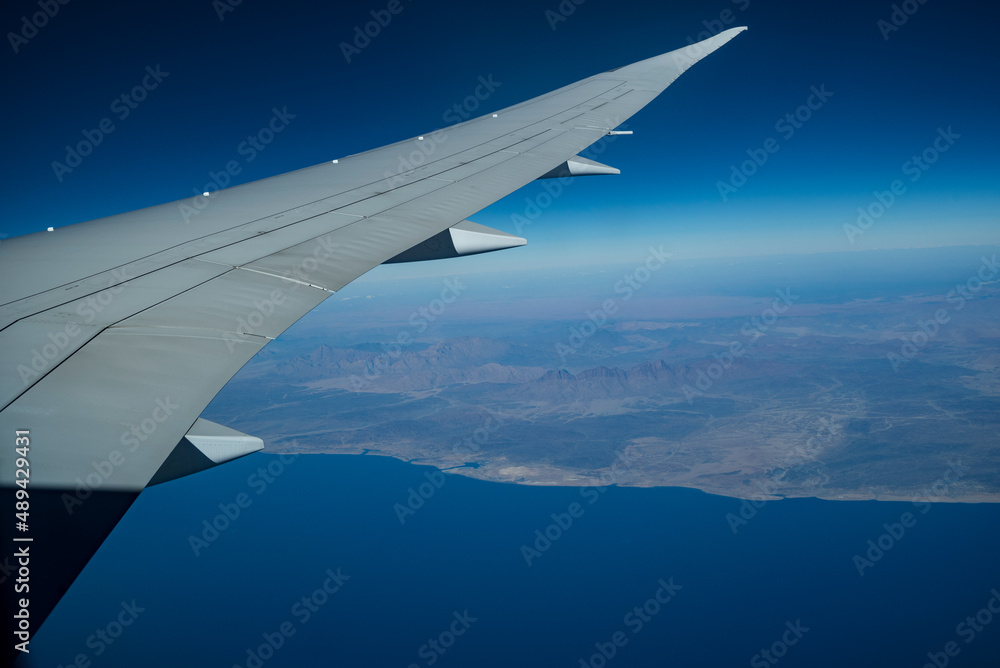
[{"left": 0, "top": 27, "right": 746, "bottom": 654}]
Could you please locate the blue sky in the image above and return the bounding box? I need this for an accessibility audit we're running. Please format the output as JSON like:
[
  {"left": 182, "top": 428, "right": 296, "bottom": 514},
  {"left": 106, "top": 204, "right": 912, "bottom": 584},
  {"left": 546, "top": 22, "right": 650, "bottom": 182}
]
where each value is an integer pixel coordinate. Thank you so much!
[{"left": 2, "top": 0, "right": 997, "bottom": 271}]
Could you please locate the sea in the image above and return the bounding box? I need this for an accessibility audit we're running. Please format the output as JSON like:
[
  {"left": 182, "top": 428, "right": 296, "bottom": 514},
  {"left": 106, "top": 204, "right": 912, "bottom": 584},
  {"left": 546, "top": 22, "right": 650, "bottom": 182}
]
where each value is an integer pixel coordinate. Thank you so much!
[{"left": 25, "top": 453, "right": 1000, "bottom": 668}]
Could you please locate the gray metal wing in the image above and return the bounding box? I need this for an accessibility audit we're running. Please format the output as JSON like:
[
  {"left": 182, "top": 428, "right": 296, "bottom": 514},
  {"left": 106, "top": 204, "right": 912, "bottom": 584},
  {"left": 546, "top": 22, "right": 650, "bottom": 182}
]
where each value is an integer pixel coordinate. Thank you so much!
[{"left": 0, "top": 27, "right": 745, "bottom": 649}]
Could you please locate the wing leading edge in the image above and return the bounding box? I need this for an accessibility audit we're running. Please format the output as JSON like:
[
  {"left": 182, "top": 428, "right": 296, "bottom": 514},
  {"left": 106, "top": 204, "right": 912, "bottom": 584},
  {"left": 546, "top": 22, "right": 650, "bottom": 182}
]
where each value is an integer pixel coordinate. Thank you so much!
[{"left": 1, "top": 27, "right": 746, "bottom": 654}]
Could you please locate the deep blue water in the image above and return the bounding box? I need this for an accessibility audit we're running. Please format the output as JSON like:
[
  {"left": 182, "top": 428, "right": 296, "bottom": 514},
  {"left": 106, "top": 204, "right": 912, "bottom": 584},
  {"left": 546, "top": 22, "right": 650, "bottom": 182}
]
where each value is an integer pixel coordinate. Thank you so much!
[{"left": 26, "top": 454, "right": 1000, "bottom": 667}]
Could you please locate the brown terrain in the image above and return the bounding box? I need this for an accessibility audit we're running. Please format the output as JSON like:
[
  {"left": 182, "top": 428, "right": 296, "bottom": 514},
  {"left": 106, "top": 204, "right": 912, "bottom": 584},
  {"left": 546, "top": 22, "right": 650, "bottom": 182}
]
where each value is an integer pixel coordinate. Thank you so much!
[{"left": 203, "top": 277, "right": 1000, "bottom": 504}]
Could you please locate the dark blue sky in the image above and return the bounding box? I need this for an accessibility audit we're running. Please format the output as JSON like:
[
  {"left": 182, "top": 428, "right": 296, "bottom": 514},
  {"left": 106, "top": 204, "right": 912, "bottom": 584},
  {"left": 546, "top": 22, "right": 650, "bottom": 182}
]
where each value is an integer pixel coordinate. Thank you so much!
[{"left": 2, "top": 0, "right": 997, "bottom": 266}]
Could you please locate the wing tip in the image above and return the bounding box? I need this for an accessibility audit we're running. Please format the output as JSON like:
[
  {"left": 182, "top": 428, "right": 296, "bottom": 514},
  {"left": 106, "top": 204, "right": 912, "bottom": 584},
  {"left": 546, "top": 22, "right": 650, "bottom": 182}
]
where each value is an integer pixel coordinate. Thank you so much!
[
  {"left": 674, "top": 25, "right": 748, "bottom": 62},
  {"left": 714, "top": 26, "right": 749, "bottom": 43}
]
